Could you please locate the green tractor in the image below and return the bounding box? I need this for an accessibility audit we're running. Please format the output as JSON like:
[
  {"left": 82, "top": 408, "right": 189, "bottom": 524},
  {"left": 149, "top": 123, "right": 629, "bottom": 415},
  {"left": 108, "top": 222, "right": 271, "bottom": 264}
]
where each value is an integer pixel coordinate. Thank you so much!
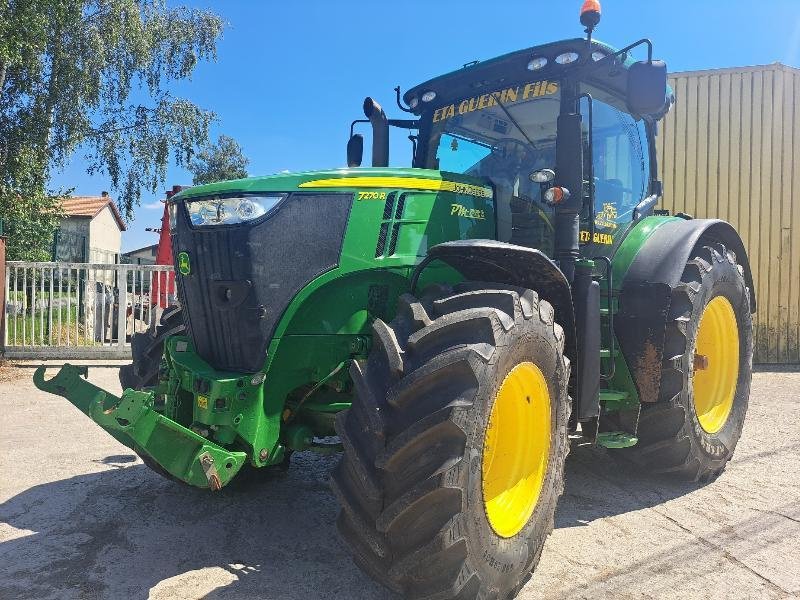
[{"left": 36, "top": 3, "right": 754, "bottom": 598}]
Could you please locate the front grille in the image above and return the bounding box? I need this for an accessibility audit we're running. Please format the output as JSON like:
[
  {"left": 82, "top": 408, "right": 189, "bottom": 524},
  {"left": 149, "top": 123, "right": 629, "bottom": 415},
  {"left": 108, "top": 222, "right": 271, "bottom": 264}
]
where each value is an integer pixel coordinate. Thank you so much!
[{"left": 172, "top": 192, "right": 352, "bottom": 372}]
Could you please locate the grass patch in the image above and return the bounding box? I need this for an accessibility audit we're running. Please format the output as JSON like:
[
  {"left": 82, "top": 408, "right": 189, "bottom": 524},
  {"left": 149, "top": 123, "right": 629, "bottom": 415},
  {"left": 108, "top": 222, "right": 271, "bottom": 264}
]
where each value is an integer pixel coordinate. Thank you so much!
[{"left": 5, "top": 306, "right": 95, "bottom": 346}]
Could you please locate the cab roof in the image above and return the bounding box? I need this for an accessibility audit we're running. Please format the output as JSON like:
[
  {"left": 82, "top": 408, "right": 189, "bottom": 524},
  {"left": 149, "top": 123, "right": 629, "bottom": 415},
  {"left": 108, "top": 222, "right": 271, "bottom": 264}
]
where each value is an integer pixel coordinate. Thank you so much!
[{"left": 404, "top": 38, "right": 673, "bottom": 120}]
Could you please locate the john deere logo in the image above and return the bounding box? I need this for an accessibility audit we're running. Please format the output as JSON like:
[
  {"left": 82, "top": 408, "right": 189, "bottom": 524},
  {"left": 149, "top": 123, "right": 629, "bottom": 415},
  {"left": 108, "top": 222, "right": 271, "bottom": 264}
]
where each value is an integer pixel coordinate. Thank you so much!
[{"left": 177, "top": 252, "right": 191, "bottom": 275}]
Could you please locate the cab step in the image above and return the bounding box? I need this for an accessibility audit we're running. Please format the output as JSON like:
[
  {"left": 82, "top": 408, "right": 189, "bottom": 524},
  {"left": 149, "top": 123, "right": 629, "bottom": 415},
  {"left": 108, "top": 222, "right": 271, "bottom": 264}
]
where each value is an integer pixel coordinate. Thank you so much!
[
  {"left": 599, "top": 390, "right": 628, "bottom": 403},
  {"left": 596, "top": 431, "right": 639, "bottom": 448}
]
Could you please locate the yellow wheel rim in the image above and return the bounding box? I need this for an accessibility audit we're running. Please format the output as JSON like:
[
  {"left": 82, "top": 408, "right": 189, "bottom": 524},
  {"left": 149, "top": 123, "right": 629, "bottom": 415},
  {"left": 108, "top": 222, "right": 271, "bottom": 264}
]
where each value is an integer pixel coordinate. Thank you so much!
[
  {"left": 692, "top": 296, "right": 739, "bottom": 434},
  {"left": 482, "top": 362, "right": 551, "bottom": 538}
]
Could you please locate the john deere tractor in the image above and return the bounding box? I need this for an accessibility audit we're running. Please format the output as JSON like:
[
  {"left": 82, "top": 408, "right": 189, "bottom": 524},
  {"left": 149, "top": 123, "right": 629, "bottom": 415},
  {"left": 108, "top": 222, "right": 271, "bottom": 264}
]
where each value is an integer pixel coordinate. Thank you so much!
[{"left": 35, "top": 3, "right": 755, "bottom": 598}]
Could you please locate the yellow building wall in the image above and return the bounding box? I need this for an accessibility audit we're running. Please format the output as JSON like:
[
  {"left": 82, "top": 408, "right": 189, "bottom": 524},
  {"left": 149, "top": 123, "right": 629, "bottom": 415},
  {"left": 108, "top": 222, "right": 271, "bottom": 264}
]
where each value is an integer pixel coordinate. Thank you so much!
[{"left": 657, "top": 64, "right": 800, "bottom": 364}]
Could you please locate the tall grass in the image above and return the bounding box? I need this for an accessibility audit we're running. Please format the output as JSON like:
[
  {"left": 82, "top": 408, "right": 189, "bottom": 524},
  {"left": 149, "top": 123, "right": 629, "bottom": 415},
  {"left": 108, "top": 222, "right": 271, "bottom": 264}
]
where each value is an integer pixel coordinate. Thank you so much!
[{"left": 5, "top": 306, "right": 94, "bottom": 346}]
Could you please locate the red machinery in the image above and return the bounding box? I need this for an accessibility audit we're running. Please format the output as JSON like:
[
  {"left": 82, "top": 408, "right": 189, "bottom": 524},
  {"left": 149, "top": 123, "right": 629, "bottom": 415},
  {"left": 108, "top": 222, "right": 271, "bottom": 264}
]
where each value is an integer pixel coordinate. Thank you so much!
[{"left": 151, "top": 185, "right": 185, "bottom": 308}]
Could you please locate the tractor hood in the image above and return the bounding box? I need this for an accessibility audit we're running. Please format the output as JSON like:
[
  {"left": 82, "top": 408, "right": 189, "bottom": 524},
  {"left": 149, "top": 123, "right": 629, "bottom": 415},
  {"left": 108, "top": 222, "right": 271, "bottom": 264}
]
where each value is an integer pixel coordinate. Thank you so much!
[
  {"left": 168, "top": 168, "right": 493, "bottom": 373},
  {"left": 171, "top": 168, "right": 491, "bottom": 201}
]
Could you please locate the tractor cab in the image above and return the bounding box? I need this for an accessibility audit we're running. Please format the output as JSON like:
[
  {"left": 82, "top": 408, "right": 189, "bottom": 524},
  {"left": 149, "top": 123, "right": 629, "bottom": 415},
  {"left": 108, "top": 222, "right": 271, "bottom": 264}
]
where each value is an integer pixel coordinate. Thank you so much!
[{"left": 353, "top": 33, "right": 672, "bottom": 276}]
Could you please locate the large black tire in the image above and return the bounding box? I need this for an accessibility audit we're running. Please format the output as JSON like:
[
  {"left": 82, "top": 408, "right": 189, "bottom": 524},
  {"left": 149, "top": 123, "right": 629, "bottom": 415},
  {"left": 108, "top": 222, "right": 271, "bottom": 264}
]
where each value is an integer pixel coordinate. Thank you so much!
[
  {"left": 331, "top": 283, "right": 570, "bottom": 599},
  {"left": 615, "top": 242, "right": 753, "bottom": 481},
  {"left": 119, "top": 305, "right": 185, "bottom": 391},
  {"left": 119, "top": 305, "right": 185, "bottom": 481}
]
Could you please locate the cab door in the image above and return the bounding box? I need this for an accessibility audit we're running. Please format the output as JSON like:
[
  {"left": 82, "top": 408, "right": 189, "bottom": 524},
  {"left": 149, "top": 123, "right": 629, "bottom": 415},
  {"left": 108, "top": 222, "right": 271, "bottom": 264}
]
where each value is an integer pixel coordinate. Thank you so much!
[{"left": 579, "top": 91, "right": 651, "bottom": 257}]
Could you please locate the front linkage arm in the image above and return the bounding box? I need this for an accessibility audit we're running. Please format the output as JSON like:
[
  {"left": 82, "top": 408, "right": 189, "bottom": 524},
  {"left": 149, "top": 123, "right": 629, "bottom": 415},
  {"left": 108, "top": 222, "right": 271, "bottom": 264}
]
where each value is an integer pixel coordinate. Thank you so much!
[{"left": 34, "top": 364, "right": 247, "bottom": 490}]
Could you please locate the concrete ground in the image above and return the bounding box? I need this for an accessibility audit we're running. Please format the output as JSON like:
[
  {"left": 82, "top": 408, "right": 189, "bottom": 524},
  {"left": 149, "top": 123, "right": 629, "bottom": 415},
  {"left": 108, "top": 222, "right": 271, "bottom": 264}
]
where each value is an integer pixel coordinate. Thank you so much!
[{"left": 1, "top": 364, "right": 798, "bottom": 600}]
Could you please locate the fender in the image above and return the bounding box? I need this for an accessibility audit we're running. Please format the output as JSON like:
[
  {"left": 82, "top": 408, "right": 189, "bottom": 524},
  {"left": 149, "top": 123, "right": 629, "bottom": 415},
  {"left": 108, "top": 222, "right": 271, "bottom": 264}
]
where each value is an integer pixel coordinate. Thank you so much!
[
  {"left": 416, "top": 239, "right": 576, "bottom": 377},
  {"left": 615, "top": 218, "right": 756, "bottom": 404}
]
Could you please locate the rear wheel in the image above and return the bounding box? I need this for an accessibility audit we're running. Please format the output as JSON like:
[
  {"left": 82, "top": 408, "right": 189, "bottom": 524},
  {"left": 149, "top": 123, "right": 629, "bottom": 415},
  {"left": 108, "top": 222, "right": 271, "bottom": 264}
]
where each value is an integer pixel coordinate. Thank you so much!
[
  {"left": 332, "top": 283, "right": 570, "bottom": 599},
  {"left": 615, "top": 243, "right": 753, "bottom": 481}
]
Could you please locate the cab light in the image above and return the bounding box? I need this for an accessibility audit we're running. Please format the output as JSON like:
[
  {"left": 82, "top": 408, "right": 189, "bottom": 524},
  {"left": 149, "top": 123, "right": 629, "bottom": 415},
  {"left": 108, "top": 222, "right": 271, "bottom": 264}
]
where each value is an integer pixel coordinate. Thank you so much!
[
  {"left": 421, "top": 91, "right": 437, "bottom": 103},
  {"left": 544, "top": 186, "right": 571, "bottom": 204},
  {"left": 555, "top": 52, "right": 580, "bottom": 65},
  {"left": 591, "top": 51, "right": 606, "bottom": 62},
  {"left": 527, "top": 57, "right": 548, "bottom": 71},
  {"left": 408, "top": 96, "right": 419, "bottom": 109},
  {"left": 530, "top": 169, "right": 556, "bottom": 183}
]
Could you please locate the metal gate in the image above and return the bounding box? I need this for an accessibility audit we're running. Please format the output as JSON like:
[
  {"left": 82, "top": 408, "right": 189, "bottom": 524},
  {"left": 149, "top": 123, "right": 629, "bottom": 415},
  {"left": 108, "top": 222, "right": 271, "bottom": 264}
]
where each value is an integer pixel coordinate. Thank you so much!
[{"left": 3, "top": 262, "right": 175, "bottom": 359}]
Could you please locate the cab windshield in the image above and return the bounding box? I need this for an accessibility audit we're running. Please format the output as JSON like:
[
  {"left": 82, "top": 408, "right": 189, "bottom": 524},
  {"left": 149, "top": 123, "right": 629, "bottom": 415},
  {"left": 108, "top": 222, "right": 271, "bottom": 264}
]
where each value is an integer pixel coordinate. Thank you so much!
[
  {"left": 424, "top": 79, "right": 562, "bottom": 253},
  {"left": 423, "top": 77, "right": 651, "bottom": 255}
]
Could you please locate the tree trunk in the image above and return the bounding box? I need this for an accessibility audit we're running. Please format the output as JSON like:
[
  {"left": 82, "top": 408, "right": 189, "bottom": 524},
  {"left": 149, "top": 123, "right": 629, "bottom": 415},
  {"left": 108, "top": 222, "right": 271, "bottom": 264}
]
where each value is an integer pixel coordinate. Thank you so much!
[
  {"left": 36, "top": 22, "right": 64, "bottom": 154},
  {"left": 0, "top": 61, "right": 7, "bottom": 98}
]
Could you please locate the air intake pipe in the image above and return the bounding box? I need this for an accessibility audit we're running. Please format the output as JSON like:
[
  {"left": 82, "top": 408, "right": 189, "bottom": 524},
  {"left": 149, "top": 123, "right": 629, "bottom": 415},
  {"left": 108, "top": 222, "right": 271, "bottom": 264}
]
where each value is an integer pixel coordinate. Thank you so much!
[
  {"left": 363, "top": 97, "right": 389, "bottom": 167},
  {"left": 554, "top": 112, "right": 584, "bottom": 283}
]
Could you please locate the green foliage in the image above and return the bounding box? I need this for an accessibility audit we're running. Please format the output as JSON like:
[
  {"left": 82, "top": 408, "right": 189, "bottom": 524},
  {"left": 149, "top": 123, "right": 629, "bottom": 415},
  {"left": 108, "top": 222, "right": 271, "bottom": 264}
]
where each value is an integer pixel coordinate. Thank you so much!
[
  {"left": 0, "top": 190, "right": 62, "bottom": 261},
  {"left": 0, "top": 144, "right": 63, "bottom": 261},
  {"left": 0, "top": 0, "right": 226, "bottom": 251},
  {"left": 189, "top": 134, "right": 249, "bottom": 185}
]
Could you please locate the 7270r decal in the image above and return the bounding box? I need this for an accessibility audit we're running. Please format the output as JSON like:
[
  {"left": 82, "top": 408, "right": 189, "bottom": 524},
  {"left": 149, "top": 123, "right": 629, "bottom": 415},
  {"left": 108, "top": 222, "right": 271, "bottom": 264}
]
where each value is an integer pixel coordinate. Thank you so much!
[{"left": 357, "top": 191, "right": 388, "bottom": 201}]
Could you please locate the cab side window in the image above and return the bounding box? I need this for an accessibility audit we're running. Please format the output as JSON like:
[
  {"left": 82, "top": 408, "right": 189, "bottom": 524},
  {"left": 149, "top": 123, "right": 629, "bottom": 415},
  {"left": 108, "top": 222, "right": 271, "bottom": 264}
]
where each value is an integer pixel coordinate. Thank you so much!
[{"left": 582, "top": 96, "right": 650, "bottom": 244}]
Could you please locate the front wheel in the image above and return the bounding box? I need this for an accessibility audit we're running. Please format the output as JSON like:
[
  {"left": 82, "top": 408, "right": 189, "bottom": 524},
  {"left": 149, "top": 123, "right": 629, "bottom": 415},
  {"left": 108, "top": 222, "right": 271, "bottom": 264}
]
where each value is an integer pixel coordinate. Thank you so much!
[{"left": 332, "top": 283, "right": 570, "bottom": 599}]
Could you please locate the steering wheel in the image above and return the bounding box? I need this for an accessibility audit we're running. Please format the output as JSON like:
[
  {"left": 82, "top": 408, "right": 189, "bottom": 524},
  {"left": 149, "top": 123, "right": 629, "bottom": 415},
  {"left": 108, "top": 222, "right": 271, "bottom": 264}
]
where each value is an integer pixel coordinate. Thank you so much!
[{"left": 491, "top": 137, "right": 535, "bottom": 160}]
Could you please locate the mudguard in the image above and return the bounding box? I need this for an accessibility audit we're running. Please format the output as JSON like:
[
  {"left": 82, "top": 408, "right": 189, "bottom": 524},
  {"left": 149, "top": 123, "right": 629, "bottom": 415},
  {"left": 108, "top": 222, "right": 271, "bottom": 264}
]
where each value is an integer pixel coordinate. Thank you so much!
[
  {"left": 418, "top": 239, "right": 576, "bottom": 369},
  {"left": 615, "top": 218, "right": 756, "bottom": 404}
]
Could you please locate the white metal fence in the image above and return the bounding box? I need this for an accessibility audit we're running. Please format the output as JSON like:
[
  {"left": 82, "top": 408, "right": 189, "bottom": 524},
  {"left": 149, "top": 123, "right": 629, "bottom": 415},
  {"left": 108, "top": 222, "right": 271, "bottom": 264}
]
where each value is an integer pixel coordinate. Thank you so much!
[{"left": 3, "top": 261, "right": 175, "bottom": 359}]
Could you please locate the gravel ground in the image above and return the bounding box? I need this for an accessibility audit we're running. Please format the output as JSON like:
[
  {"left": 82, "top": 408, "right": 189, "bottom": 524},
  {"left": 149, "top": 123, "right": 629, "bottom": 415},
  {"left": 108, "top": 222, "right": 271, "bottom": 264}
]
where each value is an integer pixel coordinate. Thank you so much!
[{"left": 1, "top": 365, "right": 798, "bottom": 600}]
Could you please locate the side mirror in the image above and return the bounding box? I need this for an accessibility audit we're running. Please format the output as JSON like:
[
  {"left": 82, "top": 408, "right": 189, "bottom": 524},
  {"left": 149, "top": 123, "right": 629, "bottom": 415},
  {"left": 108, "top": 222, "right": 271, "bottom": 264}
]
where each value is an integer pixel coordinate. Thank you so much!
[
  {"left": 627, "top": 60, "right": 668, "bottom": 116},
  {"left": 347, "top": 134, "right": 364, "bottom": 168}
]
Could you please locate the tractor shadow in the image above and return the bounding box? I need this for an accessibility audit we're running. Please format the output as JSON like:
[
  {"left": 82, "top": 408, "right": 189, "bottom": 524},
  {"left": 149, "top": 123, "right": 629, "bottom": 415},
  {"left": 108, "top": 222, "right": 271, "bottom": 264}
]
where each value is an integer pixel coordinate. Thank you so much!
[
  {"left": 0, "top": 444, "right": 707, "bottom": 600},
  {"left": 555, "top": 440, "right": 707, "bottom": 530}
]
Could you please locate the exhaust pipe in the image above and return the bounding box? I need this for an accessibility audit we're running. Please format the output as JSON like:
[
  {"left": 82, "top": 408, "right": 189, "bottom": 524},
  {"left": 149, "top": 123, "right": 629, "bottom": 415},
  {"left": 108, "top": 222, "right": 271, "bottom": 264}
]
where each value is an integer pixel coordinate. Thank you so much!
[{"left": 363, "top": 97, "right": 389, "bottom": 167}]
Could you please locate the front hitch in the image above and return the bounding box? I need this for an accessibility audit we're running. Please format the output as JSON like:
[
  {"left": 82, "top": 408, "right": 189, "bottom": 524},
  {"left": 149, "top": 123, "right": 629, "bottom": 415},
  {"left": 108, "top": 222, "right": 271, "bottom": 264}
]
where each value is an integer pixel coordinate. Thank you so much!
[{"left": 34, "top": 364, "right": 247, "bottom": 490}]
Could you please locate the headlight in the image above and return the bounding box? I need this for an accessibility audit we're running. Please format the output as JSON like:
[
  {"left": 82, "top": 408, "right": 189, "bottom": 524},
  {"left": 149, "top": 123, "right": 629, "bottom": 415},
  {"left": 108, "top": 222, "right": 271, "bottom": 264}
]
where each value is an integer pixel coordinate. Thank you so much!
[
  {"left": 555, "top": 52, "right": 580, "bottom": 65},
  {"left": 168, "top": 201, "right": 178, "bottom": 232},
  {"left": 530, "top": 168, "right": 556, "bottom": 183},
  {"left": 186, "top": 194, "right": 286, "bottom": 227},
  {"left": 421, "top": 91, "right": 437, "bottom": 103},
  {"left": 527, "top": 56, "right": 548, "bottom": 71}
]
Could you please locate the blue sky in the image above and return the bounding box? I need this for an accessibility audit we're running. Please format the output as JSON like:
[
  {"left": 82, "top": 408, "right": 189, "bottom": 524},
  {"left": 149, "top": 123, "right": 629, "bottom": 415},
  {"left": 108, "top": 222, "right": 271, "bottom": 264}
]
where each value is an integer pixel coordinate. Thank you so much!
[{"left": 51, "top": 0, "right": 800, "bottom": 252}]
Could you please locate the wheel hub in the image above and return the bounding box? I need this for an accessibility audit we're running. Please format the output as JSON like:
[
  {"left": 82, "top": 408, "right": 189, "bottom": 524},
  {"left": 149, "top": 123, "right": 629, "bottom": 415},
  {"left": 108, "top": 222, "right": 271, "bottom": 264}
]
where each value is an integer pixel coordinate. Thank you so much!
[
  {"left": 692, "top": 296, "right": 739, "bottom": 434},
  {"left": 482, "top": 362, "right": 551, "bottom": 538}
]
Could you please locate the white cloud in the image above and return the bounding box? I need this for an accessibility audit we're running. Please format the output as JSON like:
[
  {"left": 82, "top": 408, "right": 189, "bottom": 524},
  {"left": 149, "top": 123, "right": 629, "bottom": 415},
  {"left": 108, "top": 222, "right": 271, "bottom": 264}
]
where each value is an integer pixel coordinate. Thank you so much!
[{"left": 143, "top": 201, "right": 164, "bottom": 210}]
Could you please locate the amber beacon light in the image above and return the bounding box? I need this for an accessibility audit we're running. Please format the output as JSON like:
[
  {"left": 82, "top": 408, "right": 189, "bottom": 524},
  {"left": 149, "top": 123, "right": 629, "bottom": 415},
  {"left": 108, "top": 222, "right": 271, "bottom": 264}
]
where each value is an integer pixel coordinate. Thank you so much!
[{"left": 580, "top": 0, "right": 602, "bottom": 31}]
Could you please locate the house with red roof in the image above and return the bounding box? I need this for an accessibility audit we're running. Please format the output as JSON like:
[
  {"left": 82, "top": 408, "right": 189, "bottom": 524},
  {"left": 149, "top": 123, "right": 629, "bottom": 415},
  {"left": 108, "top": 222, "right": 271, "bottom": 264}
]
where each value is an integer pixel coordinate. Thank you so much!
[{"left": 55, "top": 192, "right": 126, "bottom": 263}]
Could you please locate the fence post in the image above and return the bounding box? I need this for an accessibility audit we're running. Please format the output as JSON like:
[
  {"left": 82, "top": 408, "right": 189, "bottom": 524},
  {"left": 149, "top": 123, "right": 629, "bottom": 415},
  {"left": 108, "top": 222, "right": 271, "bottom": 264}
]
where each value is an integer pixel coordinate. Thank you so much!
[
  {"left": 116, "top": 265, "right": 128, "bottom": 347},
  {"left": 0, "top": 231, "right": 6, "bottom": 356}
]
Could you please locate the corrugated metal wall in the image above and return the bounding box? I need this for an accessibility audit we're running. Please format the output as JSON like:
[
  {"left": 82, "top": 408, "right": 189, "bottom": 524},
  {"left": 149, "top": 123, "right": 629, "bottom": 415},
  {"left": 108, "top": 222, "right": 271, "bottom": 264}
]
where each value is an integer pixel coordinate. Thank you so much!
[{"left": 657, "top": 64, "right": 800, "bottom": 364}]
